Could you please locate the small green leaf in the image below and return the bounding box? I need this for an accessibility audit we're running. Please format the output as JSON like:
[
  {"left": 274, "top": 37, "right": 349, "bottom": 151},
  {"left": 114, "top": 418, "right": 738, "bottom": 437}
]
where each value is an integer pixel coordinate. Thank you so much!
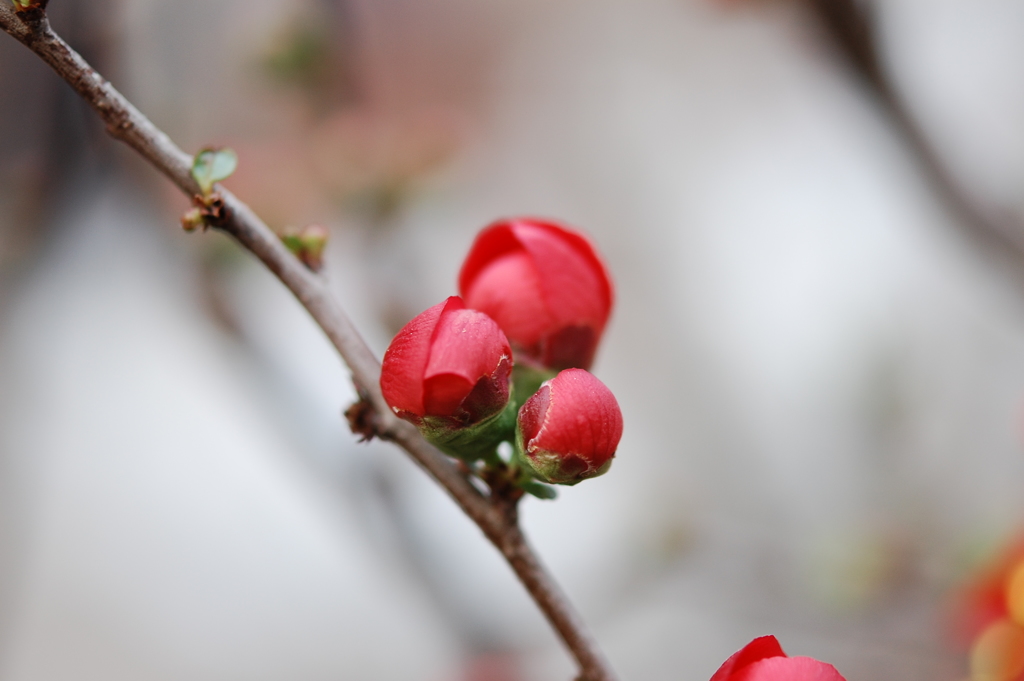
[
  {"left": 521, "top": 481, "right": 558, "bottom": 500},
  {"left": 191, "top": 147, "right": 238, "bottom": 195},
  {"left": 280, "top": 232, "right": 303, "bottom": 254}
]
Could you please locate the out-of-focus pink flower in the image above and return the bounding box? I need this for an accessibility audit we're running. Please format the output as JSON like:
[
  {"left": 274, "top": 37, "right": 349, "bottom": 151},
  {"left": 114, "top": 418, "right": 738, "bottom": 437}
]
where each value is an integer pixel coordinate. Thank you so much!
[
  {"left": 970, "top": 618, "right": 1024, "bottom": 681},
  {"left": 1012, "top": 561, "right": 1024, "bottom": 628},
  {"left": 459, "top": 218, "right": 613, "bottom": 371},
  {"left": 948, "top": 533, "right": 1024, "bottom": 681},
  {"left": 515, "top": 368, "right": 622, "bottom": 485},
  {"left": 710, "top": 636, "right": 846, "bottom": 681},
  {"left": 381, "top": 296, "right": 512, "bottom": 426},
  {"left": 950, "top": 535, "right": 1024, "bottom": 645},
  {"left": 459, "top": 652, "right": 522, "bottom": 681}
]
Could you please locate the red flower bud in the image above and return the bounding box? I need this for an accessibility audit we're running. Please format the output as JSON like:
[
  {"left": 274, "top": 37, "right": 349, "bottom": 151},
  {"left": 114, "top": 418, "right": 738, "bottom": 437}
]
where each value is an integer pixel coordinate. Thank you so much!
[
  {"left": 711, "top": 637, "right": 846, "bottom": 681},
  {"left": 459, "top": 218, "right": 613, "bottom": 371},
  {"left": 381, "top": 297, "right": 515, "bottom": 458},
  {"left": 515, "top": 368, "right": 622, "bottom": 485}
]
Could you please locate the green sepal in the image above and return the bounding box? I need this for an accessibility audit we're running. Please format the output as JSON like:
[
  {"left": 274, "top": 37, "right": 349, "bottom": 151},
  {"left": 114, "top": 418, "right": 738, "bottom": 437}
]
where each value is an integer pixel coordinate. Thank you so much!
[
  {"left": 419, "top": 389, "right": 517, "bottom": 461},
  {"left": 511, "top": 363, "right": 556, "bottom": 411},
  {"left": 520, "top": 480, "right": 557, "bottom": 500}
]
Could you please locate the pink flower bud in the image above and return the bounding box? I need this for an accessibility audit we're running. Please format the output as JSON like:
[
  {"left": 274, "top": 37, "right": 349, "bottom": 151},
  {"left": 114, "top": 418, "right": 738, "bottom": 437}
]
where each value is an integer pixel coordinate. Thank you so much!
[
  {"left": 711, "top": 637, "right": 847, "bottom": 681},
  {"left": 382, "top": 296, "right": 512, "bottom": 423},
  {"left": 381, "top": 297, "right": 515, "bottom": 458},
  {"left": 459, "top": 218, "right": 613, "bottom": 371},
  {"left": 515, "top": 368, "right": 622, "bottom": 485}
]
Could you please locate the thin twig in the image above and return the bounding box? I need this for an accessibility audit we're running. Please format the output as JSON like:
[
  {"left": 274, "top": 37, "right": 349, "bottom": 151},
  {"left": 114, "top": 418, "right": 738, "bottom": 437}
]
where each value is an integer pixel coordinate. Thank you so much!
[
  {"left": 0, "top": 6, "right": 617, "bottom": 680},
  {"left": 805, "top": 0, "right": 1024, "bottom": 269}
]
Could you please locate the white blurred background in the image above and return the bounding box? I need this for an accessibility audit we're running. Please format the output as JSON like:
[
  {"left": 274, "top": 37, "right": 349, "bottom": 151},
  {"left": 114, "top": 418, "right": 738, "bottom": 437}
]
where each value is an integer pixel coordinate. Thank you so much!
[{"left": 2, "top": 0, "right": 1024, "bottom": 679}]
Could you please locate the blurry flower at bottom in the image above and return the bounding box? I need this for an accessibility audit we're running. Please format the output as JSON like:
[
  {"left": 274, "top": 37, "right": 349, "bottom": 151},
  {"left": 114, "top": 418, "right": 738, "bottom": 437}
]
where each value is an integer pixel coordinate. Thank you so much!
[
  {"left": 950, "top": 535, "right": 1024, "bottom": 645},
  {"left": 971, "top": 619, "right": 1024, "bottom": 681},
  {"left": 458, "top": 652, "right": 522, "bottom": 681},
  {"left": 710, "top": 636, "right": 846, "bottom": 681},
  {"left": 1009, "top": 561, "right": 1024, "bottom": 626}
]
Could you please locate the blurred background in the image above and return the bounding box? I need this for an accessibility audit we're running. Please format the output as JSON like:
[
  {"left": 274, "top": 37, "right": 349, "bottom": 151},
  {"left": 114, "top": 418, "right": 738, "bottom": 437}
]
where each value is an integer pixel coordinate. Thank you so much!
[{"left": 1, "top": 0, "right": 1024, "bottom": 679}]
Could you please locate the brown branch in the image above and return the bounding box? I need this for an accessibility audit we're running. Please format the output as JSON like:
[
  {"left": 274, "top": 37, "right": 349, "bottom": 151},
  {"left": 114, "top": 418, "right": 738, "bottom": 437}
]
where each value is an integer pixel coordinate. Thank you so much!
[
  {"left": 0, "top": 6, "right": 617, "bottom": 681},
  {"left": 805, "top": 0, "right": 1024, "bottom": 270}
]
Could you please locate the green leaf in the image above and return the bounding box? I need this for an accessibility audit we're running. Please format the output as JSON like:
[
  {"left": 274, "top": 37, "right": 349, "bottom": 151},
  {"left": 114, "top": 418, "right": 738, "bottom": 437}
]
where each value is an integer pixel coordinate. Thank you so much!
[
  {"left": 521, "top": 481, "right": 558, "bottom": 500},
  {"left": 191, "top": 147, "right": 238, "bottom": 194},
  {"left": 280, "top": 233, "right": 303, "bottom": 254}
]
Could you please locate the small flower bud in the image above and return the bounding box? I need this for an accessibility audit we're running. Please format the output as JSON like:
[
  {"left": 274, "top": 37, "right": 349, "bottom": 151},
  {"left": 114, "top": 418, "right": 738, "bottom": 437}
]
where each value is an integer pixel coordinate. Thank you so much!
[
  {"left": 381, "top": 297, "right": 515, "bottom": 459},
  {"left": 711, "top": 636, "right": 847, "bottom": 681},
  {"left": 280, "top": 224, "right": 330, "bottom": 271},
  {"left": 298, "top": 224, "right": 329, "bottom": 270},
  {"left": 459, "top": 218, "right": 613, "bottom": 371},
  {"left": 514, "top": 368, "right": 622, "bottom": 485},
  {"left": 180, "top": 207, "right": 204, "bottom": 232}
]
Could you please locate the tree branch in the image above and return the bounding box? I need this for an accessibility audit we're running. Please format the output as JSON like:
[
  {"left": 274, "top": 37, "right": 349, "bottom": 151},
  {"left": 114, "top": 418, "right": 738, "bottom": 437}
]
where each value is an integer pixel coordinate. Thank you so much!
[
  {"left": 805, "top": 0, "right": 1024, "bottom": 271},
  {"left": 0, "top": 6, "right": 617, "bottom": 680}
]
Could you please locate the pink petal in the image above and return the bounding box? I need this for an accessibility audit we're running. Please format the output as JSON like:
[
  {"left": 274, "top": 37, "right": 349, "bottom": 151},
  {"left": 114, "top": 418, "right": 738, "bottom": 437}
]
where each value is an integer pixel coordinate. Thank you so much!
[
  {"left": 380, "top": 298, "right": 449, "bottom": 417},
  {"left": 735, "top": 657, "right": 847, "bottom": 681},
  {"left": 461, "top": 250, "right": 555, "bottom": 347},
  {"left": 710, "top": 637, "right": 787, "bottom": 681},
  {"left": 458, "top": 221, "right": 521, "bottom": 294},
  {"left": 422, "top": 373, "right": 476, "bottom": 417},
  {"left": 512, "top": 221, "right": 612, "bottom": 332},
  {"left": 518, "top": 384, "right": 551, "bottom": 443},
  {"left": 532, "top": 369, "right": 622, "bottom": 467},
  {"left": 425, "top": 305, "right": 511, "bottom": 387}
]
